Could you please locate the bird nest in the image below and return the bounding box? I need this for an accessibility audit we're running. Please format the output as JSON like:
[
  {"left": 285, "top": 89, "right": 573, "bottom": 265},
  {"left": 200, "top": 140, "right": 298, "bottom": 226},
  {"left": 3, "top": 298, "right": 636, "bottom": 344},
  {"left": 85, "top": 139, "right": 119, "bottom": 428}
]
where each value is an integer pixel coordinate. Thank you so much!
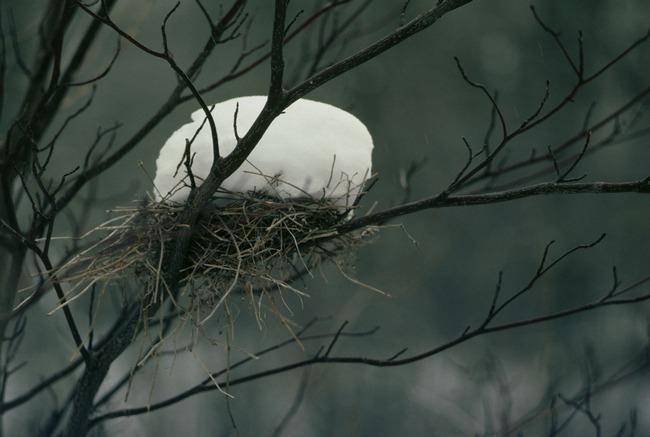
[{"left": 53, "top": 192, "right": 380, "bottom": 327}]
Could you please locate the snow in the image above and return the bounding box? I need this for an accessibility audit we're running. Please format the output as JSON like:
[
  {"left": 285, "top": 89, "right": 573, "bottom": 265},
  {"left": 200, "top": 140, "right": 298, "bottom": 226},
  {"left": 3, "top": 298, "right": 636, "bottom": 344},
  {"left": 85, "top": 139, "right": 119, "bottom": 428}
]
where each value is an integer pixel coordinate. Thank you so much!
[{"left": 153, "top": 96, "right": 373, "bottom": 208}]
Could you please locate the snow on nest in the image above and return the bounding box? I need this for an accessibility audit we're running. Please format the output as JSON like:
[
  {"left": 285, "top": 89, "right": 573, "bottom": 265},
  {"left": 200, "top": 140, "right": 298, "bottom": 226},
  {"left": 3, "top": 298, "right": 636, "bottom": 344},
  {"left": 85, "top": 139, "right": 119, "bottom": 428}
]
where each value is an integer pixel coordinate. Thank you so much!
[{"left": 153, "top": 96, "right": 374, "bottom": 208}]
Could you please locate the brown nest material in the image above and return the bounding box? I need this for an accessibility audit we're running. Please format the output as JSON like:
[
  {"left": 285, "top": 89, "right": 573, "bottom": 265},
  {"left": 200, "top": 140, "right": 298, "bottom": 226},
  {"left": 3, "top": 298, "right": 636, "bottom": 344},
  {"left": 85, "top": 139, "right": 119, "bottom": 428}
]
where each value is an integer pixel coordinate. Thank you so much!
[{"left": 54, "top": 192, "right": 381, "bottom": 326}]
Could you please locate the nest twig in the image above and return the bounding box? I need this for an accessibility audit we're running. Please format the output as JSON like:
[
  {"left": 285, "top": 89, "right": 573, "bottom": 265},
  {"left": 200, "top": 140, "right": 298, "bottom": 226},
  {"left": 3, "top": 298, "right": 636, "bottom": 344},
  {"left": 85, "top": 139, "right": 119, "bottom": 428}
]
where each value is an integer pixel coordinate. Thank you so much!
[{"left": 53, "top": 191, "right": 380, "bottom": 327}]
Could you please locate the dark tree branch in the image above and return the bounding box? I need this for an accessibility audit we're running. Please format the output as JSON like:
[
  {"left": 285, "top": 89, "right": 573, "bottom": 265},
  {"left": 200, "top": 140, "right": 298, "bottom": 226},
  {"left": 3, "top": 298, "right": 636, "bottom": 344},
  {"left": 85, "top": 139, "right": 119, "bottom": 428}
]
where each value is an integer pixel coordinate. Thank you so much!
[
  {"left": 0, "top": 220, "right": 90, "bottom": 363},
  {"left": 336, "top": 178, "right": 650, "bottom": 235},
  {"left": 192, "top": 0, "right": 357, "bottom": 99},
  {"left": 464, "top": 87, "right": 650, "bottom": 191},
  {"left": 454, "top": 56, "right": 507, "bottom": 140},
  {"left": 270, "top": 367, "right": 311, "bottom": 437},
  {"left": 74, "top": 0, "right": 222, "bottom": 177},
  {"left": 286, "top": 0, "right": 474, "bottom": 103},
  {"left": 63, "top": 37, "right": 121, "bottom": 87},
  {"left": 90, "top": 279, "right": 650, "bottom": 424},
  {"left": 505, "top": 347, "right": 649, "bottom": 435},
  {"left": 445, "top": 16, "right": 650, "bottom": 192},
  {"left": 0, "top": 358, "right": 82, "bottom": 414},
  {"left": 268, "top": 0, "right": 289, "bottom": 99}
]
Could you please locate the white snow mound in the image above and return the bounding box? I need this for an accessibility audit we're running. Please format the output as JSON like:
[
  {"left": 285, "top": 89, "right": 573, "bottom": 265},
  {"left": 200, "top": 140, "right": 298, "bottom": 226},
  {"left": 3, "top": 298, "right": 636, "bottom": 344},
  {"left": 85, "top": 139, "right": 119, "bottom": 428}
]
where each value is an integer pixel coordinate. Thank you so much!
[{"left": 153, "top": 96, "right": 373, "bottom": 208}]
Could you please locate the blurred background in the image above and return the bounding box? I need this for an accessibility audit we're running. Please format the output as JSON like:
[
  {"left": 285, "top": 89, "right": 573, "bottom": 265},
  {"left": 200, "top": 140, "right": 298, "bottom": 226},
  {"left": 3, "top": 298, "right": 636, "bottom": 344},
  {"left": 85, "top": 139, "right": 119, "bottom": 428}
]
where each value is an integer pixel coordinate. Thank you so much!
[{"left": 3, "top": 0, "right": 650, "bottom": 435}]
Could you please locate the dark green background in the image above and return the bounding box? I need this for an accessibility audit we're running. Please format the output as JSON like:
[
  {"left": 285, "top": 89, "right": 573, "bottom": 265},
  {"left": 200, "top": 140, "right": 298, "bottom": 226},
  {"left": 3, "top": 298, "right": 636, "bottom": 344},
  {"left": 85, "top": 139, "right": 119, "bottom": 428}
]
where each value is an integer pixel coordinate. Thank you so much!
[{"left": 4, "top": 1, "right": 650, "bottom": 435}]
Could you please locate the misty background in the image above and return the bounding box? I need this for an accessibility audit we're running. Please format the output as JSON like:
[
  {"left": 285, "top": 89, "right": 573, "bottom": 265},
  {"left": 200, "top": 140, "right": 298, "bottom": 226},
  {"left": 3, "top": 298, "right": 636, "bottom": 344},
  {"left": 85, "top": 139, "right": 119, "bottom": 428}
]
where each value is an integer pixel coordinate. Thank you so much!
[{"left": 3, "top": 0, "right": 650, "bottom": 435}]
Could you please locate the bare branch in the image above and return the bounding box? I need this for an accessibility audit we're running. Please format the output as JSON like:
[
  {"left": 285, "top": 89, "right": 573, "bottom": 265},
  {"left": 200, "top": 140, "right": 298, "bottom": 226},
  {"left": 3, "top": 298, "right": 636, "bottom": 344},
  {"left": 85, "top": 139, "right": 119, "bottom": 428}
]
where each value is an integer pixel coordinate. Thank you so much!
[
  {"left": 63, "top": 37, "right": 120, "bottom": 87},
  {"left": 337, "top": 178, "right": 650, "bottom": 235},
  {"left": 270, "top": 368, "right": 311, "bottom": 437},
  {"left": 90, "top": 282, "right": 650, "bottom": 424},
  {"left": 269, "top": 0, "right": 289, "bottom": 99},
  {"left": 454, "top": 57, "right": 507, "bottom": 140},
  {"left": 286, "top": 0, "right": 474, "bottom": 103}
]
